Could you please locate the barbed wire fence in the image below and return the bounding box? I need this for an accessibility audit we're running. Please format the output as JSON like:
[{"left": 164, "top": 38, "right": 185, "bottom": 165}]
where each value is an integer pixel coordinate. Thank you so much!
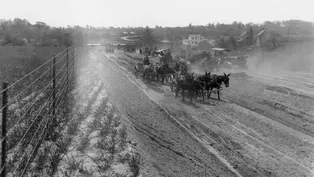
[{"left": 0, "top": 46, "right": 85, "bottom": 177}]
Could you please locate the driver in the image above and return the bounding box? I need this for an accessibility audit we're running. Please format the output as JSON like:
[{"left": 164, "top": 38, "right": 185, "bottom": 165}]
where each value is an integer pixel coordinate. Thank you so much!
[
  {"left": 143, "top": 55, "right": 150, "bottom": 65},
  {"left": 180, "top": 63, "right": 188, "bottom": 75}
]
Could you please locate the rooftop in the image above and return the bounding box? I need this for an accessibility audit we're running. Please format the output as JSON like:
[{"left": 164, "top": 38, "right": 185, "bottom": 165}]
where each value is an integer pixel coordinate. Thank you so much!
[
  {"left": 240, "top": 31, "right": 247, "bottom": 37},
  {"left": 189, "top": 34, "right": 201, "bottom": 36},
  {"left": 257, "top": 29, "right": 266, "bottom": 36}
]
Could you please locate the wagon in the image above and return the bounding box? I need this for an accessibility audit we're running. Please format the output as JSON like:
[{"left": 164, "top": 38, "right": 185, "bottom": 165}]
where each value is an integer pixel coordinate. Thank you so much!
[
  {"left": 142, "top": 65, "right": 156, "bottom": 80},
  {"left": 212, "top": 48, "right": 248, "bottom": 70},
  {"left": 134, "top": 63, "right": 144, "bottom": 78},
  {"left": 134, "top": 63, "right": 156, "bottom": 81}
]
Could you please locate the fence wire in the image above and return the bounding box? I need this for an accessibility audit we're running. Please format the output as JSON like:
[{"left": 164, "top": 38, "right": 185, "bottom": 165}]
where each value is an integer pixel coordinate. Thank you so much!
[{"left": 0, "top": 46, "right": 82, "bottom": 177}]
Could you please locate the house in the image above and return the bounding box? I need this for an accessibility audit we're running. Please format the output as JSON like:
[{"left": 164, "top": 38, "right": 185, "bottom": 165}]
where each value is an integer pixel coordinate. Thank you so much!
[
  {"left": 182, "top": 34, "right": 208, "bottom": 47},
  {"left": 256, "top": 29, "right": 266, "bottom": 47},
  {"left": 240, "top": 31, "right": 248, "bottom": 38},
  {"left": 237, "top": 31, "right": 248, "bottom": 46}
]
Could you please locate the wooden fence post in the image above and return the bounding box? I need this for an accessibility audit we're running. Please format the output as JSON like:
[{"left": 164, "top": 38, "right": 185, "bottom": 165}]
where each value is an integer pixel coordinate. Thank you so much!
[
  {"left": 52, "top": 55, "right": 56, "bottom": 116},
  {"left": 1, "top": 82, "right": 8, "bottom": 177},
  {"left": 73, "top": 46, "right": 75, "bottom": 71},
  {"left": 66, "top": 47, "right": 69, "bottom": 85}
]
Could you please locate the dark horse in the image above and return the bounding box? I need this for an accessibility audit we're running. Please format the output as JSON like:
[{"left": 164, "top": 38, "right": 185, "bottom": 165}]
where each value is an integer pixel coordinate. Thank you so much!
[
  {"left": 207, "top": 73, "right": 230, "bottom": 100},
  {"left": 143, "top": 64, "right": 156, "bottom": 81},
  {"left": 156, "top": 63, "right": 176, "bottom": 84},
  {"left": 175, "top": 73, "right": 195, "bottom": 102},
  {"left": 193, "top": 71, "right": 211, "bottom": 101}
]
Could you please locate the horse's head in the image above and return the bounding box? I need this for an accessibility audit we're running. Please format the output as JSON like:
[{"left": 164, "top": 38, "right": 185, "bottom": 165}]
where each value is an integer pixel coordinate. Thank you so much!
[
  {"left": 222, "top": 73, "right": 231, "bottom": 87},
  {"left": 205, "top": 71, "right": 211, "bottom": 81}
]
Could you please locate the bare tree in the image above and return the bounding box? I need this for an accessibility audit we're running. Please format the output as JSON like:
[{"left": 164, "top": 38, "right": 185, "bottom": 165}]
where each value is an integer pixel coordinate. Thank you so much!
[
  {"left": 247, "top": 26, "right": 254, "bottom": 46},
  {"left": 141, "top": 26, "right": 156, "bottom": 48},
  {"left": 230, "top": 35, "right": 237, "bottom": 50},
  {"left": 266, "top": 30, "right": 282, "bottom": 49}
]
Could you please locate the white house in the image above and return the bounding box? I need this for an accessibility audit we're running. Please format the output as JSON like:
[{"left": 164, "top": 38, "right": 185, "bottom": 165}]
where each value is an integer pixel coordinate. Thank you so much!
[{"left": 183, "top": 34, "right": 208, "bottom": 47}]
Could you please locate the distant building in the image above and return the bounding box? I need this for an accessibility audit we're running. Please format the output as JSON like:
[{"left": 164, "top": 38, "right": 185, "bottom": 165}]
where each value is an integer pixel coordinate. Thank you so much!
[
  {"left": 237, "top": 31, "right": 248, "bottom": 46},
  {"left": 240, "top": 31, "right": 248, "bottom": 38},
  {"left": 256, "top": 29, "right": 266, "bottom": 47},
  {"left": 183, "top": 34, "right": 208, "bottom": 47}
]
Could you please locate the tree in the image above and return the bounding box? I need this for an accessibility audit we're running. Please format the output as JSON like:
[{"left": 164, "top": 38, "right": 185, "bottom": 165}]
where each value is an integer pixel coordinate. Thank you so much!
[
  {"left": 247, "top": 26, "right": 254, "bottom": 45},
  {"left": 219, "top": 37, "right": 228, "bottom": 48},
  {"left": 62, "top": 32, "right": 72, "bottom": 46},
  {"left": 141, "top": 26, "right": 156, "bottom": 48},
  {"left": 266, "top": 30, "right": 281, "bottom": 49},
  {"left": 230, "top": 35, "right": 237, "bottom": 50},
  {"left": 4, "top": 32, "right": 12, "bottom": 44}
]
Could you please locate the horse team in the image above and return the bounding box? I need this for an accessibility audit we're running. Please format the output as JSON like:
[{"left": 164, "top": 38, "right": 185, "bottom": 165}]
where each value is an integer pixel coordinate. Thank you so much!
[
  {"left": 107, "top": 45, "right": 231, "bottom": 102},
  {"left": 134, "top": 62, "right": 231, "bottom": 102},
  {"left": 174, "top": 71, "right": 231, "bottom": 102}
]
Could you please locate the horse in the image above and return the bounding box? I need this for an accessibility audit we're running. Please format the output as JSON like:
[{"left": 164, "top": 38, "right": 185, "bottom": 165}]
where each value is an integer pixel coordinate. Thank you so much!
[
  {"left": 156, "top": 63, "right": 176, "bottom": 84},
  {"left": 207, "top": 73, "right": 230, "bottom": 100},
  {"left": 193, "top": 72, "right": 211, "bottom": 101},
  {"left": 143, "top": 64, "right": 156, "bottom": 81},
  {"left": 174, "top": 62, "right": 181, "bottom": 72},
  {"left": 175, "top": 73, "right": 195, "bottom": 102},
  {"left": 134, "top": 63, "right": 144, "bottom": 78}
]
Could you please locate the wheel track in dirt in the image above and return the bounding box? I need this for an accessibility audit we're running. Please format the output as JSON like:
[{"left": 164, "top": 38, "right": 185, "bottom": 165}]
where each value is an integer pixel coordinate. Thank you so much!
[
  {"left": 102, "top": 50, "right": 314, "bottom": 176},
  {"left": 103, "top": 51, "right": 273, "bottom": 176},
  {"left": 226, "top": 89, "right": 314, "bottom": 139},
  {"left": 202, "top": 105, "right": 313, "bottom": 173},
  {"left": 163, "top": 107, "right": 272, "bottom": 177},
  {"left": 163, "top": 94, "right": 314, "bottom": 176},
  {"left": 99, "top": 51, "right": 241, "bottom": 177},
  {"left": 163, "top": 98, "right": 313, "bottom": 176},
  {"left": 248, "top": 72, "right": 314, "bottom": 97}
]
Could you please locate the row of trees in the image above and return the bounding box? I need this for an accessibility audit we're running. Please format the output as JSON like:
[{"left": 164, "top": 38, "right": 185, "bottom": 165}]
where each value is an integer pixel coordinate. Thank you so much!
[
  {"left": 1, "top": 18, "right": 313, "bottom": 49},
  {"left": 118, "top": 20, "right": 313, "bottom": 51},
  {"left": 101, "top": 20, "right": 312, "bottom": 39},
  {"left": 0, "top": 18, "right": 87, "bottom": 47}
]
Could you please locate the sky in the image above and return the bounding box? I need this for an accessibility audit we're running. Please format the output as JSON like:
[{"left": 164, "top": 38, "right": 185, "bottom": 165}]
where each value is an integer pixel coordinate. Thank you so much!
[{"left": 1, "top": 0, "right": 314, "bottom": 27}]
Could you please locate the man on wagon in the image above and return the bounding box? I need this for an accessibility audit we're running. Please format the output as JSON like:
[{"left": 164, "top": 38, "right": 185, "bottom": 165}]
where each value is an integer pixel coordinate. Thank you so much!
[
  {"left": 180, "top": 62, "right": 188, "bottom": 75},
  {"left": 143, "top": 55, "right": 151, "bottom": 65}
]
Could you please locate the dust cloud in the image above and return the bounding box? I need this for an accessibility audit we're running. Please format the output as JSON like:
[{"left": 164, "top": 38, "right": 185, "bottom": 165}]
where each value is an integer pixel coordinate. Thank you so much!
[{"left": 248, "top": 41, "right": 314, "bottom": 74}]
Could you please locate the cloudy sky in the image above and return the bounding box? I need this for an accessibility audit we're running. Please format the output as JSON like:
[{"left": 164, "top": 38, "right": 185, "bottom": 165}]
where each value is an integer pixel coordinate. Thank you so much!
[{"left": 1, "top": 0, "right": 313, "bottom": 27}]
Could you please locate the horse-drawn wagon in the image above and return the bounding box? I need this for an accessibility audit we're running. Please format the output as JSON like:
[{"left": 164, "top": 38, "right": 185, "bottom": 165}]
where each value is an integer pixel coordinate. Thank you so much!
[
  {"left": 134, "top": 63, "right": 156, "bottom": 80},
  {"left": 212, "top": 48, "right": 248, "bottom": 70},
  {"left": 187, "top": 51, "right": 220, "bottom": 72}
]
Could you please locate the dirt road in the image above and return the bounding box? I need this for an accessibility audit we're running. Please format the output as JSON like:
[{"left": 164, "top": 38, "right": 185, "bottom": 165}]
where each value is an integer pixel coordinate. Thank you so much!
[{"left": 92, "top": 48, "right": 314, "bottom": 177}]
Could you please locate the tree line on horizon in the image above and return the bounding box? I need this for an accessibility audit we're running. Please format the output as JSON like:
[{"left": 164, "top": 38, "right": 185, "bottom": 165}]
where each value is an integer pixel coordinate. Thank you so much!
[
  {"left": 0, "top": 18, "right": 87, "bottom": 47},
  {"left": 0, "top": 18, "right": 313, "bottom": 48}
]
